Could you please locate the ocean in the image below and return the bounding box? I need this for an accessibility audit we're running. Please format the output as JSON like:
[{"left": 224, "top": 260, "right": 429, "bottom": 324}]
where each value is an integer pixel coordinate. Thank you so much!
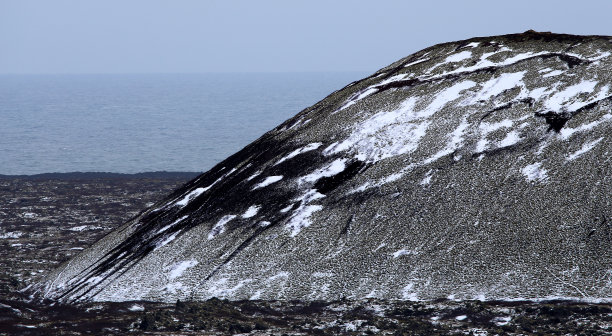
[{"left": 0, "top": 72, "right": 365, "bottom": 175}]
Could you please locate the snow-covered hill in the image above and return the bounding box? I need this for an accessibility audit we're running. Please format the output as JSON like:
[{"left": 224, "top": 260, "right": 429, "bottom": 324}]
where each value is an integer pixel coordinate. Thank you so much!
[{"left": 37, "top": 31, "right": 612, "bottom": 302}]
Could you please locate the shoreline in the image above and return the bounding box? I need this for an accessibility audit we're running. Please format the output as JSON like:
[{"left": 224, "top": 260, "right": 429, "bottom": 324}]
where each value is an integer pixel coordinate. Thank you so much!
[{"left": 0, "top": 171, "right": 201, "bottom": 180}]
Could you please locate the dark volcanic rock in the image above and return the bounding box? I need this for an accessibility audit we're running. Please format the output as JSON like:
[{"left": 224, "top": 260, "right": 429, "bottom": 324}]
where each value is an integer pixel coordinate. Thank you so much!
[
  {"left": 0, "top": 175, "right": 195, "bottom": 299},
  {"left": 36, "top": 32, "right": 612, "bottom": 303}
]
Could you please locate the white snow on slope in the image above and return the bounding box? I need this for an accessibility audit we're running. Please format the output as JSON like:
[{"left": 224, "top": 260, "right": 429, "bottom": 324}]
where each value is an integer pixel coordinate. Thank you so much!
[
  {"left": 566, "top": 138, "right": 604, "bottom": 161},
  {"left": 543, "top": 70, "right": 565, "bottom": 78},
  {"left": 175, "top": 188, "right": 206, "bottom": 208},
  {"left": 445, "top": 51, "right": 472, "bottom": 63},
  {"left": 338, "top": 87, "right": 379, "bottom": 111},
  {"left": 497, "top": 130, "right": 521, "bottom": 148},
  {"left": 477, "top": 119, "right": 514, "bottom": 152},
  {"left": 208, "top": 215, "right": 237, "bottom": 240},
  {"left": 205, "top": 278, "right": 253, "bottom": 298},
  {"left": 327, "top": 81, "right": 476, "bottom": 163},
  {"left": 173, "top": 168, "right": 237, "bottom": 208},
  {"left": 157, "top": 231, "right": 180, "bottom": 249},
  {"left": 420, "top": 170, "right": 434, "bottom": 185},
  {"left": 378, "top": 74, "right": 409, "bottom": 86},
  {"left": 169, "top": 260, "right": 198, "bottom": 279},
  {"left": 275, "top": 143, "right": 322, "bottom": 165},
  {"left": 285, "top": 189, "right": 325, "bottom": 237},
  {"left": 393, "top": 249, "right": 412, "bottom": 258},
  {"left": 425, "top": 81, "right": 477, "bottom": 117},
  {"left": 68, "top": 225, "right": 102, "bottom": 232},
  {"left": 560, "top": 113, "right": 612, "bottom": 140},
  {"left": 157, "top": 215, "right": 188, "bottom": 234},
  {"left": 241, "top": 205, "right": 260, "bottom": 219},
  {"left": 348, "top": 165, "right": 414, "bottom": 193},
  {"left": 545, "top": 80, "right": 599, "bottom": 111},
  {"left": 465, "top": 71, "right": 526, "bottom": 103},
  {"left": 433, "top": 50, "right": 556, "bottom": 81},
  {"left": 246, "top": 170, "right": 261, "bottom": 181},
  {"left": 522, "top": 163, "right": 548, "bottom": 182},
  {"left": 298, "top": 158, "right": 347, "bottom": 185},
  {"left": 404, "top": 58, "right": 429, "bottom": 68},
  {"left": 252, "top": 176, "right": 283, "bottom": 190}
]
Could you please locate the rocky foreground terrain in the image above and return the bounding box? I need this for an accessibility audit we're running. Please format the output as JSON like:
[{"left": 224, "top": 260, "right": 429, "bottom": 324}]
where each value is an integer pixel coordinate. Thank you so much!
[{"left": 0, "top": 173, "right": 197, "bottom": 299}]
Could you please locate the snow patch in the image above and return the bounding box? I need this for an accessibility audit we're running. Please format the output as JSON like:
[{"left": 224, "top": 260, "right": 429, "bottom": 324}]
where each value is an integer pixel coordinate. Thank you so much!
[
  {"left": 285, "top": 189, "right": 325, "bottom": 237},
  {"left": 420, "top": 170, "right": 433, "bottom": 185},
  {"left": 241, "top": 205, "right": 260, "bottom": 219},
  {"left": 157, "top": 215, "right": 188, "bottom": 234},
  {"left": 423, "top": 49, "right": 545, "bottom": 80},
  {"left": 298, "top": 158, "right": 347, "bottom": 185},
  {"left": 158, "top": 231, "right": 180, "bottom": 248},
  {"left": 175, "top": 188, "right": 207, "bottom": 208},
  {"left": 328, "top": 81, "right": 475, "bottom": 163},
  {"left": 68, "top": 225, "right": 102, "bottom": 232},
  {"left": 280, "top": 204, "right": 293, "bottom": 213},
  {"left": 252, "top": 176, "right": 283, "bottom": 190},
  {"left": 0, "top": 232, "right": 23, "bottom": 239},
  {"left": 444, "top": 50, "right": 472, "bottom": 63},
  {"left": 377, "top": 73, "right": 409, "bottom": 86},
  {"left": 492, "top": 316, "right": 512, "bottom": 326},
  {"left": 169, "top": 260, "right": 198, "bottom": 279},
  {"left": 522, "top": 163, "right": 548, "bottom": 182},
  {"left": 246, "top": 171, "right": 261, "bottom": 181},
  {"left": 566, "top": 138, "right": 603, "bottom": 161},
  {"left": 542, "top": 69, "right": 565, "bottom": 78},
  {"left": 338, "top": 87, "right": 378, "bottom": 111},
  {"left": 545, "top": 80, "right": 599, "bottom": 112},
  {"left": 401, "top": 283, "right": 419, "bottom": 301},
  {"left": 174, "top": 169, "right": 237, "bottom": 207},
  {"left": 267, "top": 272, "right": 289, "bottom": 282},
  {"left": 404, "top": 57, "right": 430, "bottom": 68},
  {"left": 465, "top": 71, "right": 526, "bottom": 104},
  {"left": 476, "top": 119, "right": 515, "bottom": 152},
  {"left": 128, "top": 304, "right": 145, "bottom": 312},
  {"left": 393, "top": 249, "right": 411, "bottom": 258},
  {"left": 275, "top": 143, "right": 322, "bottom": 165},
  {"left": 497, "top": 130, "right": 521, "bottom": 148},
  {"left": 560, "top": 113, "right": 612, "bottom": 140},
  {"left": 208, "top": 215, "right": 237, "bottom": 240}
]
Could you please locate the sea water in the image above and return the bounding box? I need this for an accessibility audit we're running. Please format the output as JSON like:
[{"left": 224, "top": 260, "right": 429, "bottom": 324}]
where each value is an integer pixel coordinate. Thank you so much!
[{"left": 0, "top": 72, "right": 365, "bottom": 175}]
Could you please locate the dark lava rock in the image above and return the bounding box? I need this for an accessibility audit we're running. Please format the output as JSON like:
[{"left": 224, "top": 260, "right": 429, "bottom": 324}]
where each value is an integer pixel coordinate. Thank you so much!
[{"left": 35, "top": 32, "right": 612, "bottom": 303}]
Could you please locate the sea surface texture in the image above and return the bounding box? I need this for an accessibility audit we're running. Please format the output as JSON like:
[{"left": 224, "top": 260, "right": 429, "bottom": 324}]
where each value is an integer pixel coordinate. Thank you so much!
[{"left": 0, "top": 73, "right": 363, "bottom": 175}]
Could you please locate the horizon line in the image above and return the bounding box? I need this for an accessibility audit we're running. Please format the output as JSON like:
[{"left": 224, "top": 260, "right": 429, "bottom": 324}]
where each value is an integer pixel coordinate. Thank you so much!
[{"left": 0, "top": 70, "right": 372, "bottom": 76}]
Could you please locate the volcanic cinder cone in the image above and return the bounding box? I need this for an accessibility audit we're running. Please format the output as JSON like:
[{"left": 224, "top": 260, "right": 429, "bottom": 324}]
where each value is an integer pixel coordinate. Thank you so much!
[{"left": 37, "top": 31, "right": 612, "bottom": 303}]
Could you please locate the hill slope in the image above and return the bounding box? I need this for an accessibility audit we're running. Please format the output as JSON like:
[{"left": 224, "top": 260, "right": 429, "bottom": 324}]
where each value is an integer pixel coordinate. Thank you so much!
[{"left": 37, "top": 31, "right": 612, "bottom": 302}]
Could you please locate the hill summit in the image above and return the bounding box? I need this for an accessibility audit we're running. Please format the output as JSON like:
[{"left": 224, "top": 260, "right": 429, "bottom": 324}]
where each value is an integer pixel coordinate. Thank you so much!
[{"left": 37, "top": 32, "right": 612, "bottom": 302}]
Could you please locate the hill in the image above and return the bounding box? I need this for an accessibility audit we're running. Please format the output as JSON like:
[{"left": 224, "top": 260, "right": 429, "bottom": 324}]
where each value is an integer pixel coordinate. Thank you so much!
[{"left": 36, "top": 31, "right": 612, "bottom": 303}]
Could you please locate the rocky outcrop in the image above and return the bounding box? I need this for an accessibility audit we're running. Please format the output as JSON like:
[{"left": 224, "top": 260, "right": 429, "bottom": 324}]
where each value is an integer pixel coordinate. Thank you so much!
[{"left": 37, "top": 31, "right": 612, "bottom": 302}]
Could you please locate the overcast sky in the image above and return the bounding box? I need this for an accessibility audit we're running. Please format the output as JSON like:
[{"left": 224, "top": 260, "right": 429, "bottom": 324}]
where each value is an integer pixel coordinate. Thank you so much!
[{"left": 2, "top": 0, "right": 612, "bottom": 74}]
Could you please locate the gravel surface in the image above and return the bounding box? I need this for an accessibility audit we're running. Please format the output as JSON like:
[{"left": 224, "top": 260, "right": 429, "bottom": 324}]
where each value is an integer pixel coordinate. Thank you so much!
[{"left": 1, "top": 174, "right": 611, "bottom": 335}]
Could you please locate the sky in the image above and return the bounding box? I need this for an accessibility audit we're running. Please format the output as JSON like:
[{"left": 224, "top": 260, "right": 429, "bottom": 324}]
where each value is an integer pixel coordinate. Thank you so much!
[{"left": 2, "top": 0, "right": 612, "bottom": 74}]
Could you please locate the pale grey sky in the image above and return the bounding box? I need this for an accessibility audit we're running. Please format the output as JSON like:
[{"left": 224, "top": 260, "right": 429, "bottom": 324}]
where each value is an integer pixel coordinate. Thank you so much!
[{"left": 2, "top": 0, "right": 611, "bottom": 74}]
